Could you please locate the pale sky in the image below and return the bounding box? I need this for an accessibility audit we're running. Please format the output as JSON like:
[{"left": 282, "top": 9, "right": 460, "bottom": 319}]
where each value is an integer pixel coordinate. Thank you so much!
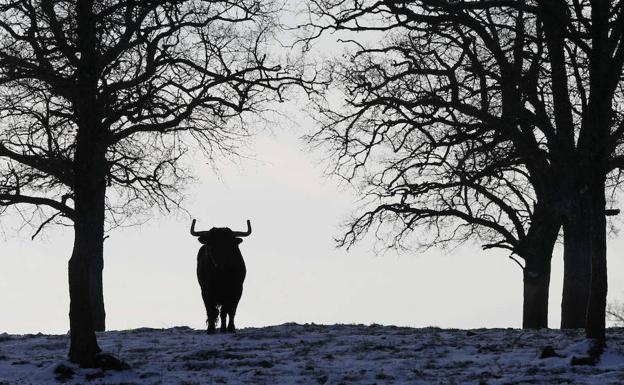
[
  {"left": 2, "top": 6, "right": 624, "bottom": 333},
  {"left": 3, "top": 119, "right": 624, "bottom": 334}
]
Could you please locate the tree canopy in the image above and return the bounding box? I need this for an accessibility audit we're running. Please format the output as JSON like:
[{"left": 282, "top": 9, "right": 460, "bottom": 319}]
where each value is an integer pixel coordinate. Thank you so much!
[
  {"left": 0, "top": 0, "right": 304, "bottom": 232},
  {"left": 305, "top": 0, "right": 624, "bottom": 351},
  {"left": 0, "top": 0, "right": 309, "bottom": 366}
]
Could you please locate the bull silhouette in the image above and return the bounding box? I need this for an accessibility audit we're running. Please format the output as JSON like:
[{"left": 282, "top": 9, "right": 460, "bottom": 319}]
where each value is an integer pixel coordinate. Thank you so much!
[{"left": 191, "top": 219, "right": 251, "bottom": 333}]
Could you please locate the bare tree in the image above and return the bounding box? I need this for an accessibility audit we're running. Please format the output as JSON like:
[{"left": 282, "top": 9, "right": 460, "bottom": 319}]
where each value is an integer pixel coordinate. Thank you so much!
[
  {"left": 306, "top": 0, "right": 624, "bottom": 355},
  {"left": 308, "top": 22, "right": 560, "bottom": 329},
  {"left": 0, "top": 0, "right": 307, "bottom": 367}
]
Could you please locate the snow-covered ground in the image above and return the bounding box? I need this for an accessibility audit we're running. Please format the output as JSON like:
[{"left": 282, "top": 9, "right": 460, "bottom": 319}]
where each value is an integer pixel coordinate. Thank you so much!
[{"left": 1, "top": 324, "right": 623, "bottom": 384}]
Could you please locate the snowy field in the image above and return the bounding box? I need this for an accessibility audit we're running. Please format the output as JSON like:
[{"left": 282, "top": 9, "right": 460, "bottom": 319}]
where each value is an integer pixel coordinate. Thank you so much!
[{"left": 1, "top": 324, "right": 624, "bottom": 385}]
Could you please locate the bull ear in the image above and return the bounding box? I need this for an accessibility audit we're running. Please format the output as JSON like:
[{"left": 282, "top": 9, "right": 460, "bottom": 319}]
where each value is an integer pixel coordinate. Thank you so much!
[
  {"left": 198, "top": 234, "right": 212, "bottom": 244},
  {"left": 235, "top": 238, "right": 243, "bottom": 245}
]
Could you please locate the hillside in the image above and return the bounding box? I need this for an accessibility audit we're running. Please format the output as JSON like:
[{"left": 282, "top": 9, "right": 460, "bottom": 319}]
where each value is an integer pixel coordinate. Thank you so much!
[{"left": 1, "top": 324, "right": 623, "bottom": 384}]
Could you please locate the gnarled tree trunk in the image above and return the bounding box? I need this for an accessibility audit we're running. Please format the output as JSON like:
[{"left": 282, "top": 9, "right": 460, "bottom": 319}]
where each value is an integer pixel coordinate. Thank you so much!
[
  {"left": 68, "top": 252, "right": 100, "bottom": 366},
  {"left": 581, "top": 0, "right": 610, "bottom": 352},
  {"left": 561, "top": 202, "right": 592, "bottom": 329},
  {"left": 69, "top": 1, "right": 107, "bottom": 360},
  {"left": 90, "top": 256, "right": 106, "bottom": 331},
  {"left": 68, "top": 173, "right": 106, "bottom": 366},
  {"left": 585, "top": 177, "right": 607, "bottom": 349},
  {"left": 522, "top": 259, "right": 552, "bottom": 329},
  {"left": 520, "top": 203, "right": 560, "bottom": 329}
]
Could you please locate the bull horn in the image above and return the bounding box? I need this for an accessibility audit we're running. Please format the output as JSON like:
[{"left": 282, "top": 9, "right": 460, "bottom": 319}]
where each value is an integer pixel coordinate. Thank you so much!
[
  {"left": 190, "top": 219, "right": 210, "bottom": 237},
  {"left": 232, "top": 220, "right": 252, "bottom": 237}
]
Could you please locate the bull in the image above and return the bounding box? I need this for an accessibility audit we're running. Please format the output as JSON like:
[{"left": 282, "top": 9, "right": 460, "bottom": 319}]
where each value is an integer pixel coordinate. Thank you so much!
[{"left": 191, "top": 218, "right": 251, "bottom": 333}]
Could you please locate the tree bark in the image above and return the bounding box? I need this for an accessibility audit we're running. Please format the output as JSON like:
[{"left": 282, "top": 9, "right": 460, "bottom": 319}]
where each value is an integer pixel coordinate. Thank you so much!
[
  {"left": 561, "top": 204, "right": 591, "bottom": 329},
  {"left": 522, "top": 259, "right": 551, "bottom": 329},
  {"left": 68, "top": 145, "right": 107, "bottom": 365},
  {"left": 68, "top": 0, "right": 107, "bottom": 362},
  {"left": 581, "top": 0, "right": 610, "bottom": 352},
  {"left": 520, "top": 203, "right": 560, "bottom": 329},
  {"left": 68, "top": 181, "right": 105, "bottom": 366},
  {"left": 585, "top": 178, "right": 607, "bottom": 348},
  {"left": 67, "top": 253, "right": 100, "bottom": 366},
  {"left": 90, "top": 256, "right": 105, "bottom": 331},
  {"left": 75, "top": 0, "right": 106, "bottom": 336}
]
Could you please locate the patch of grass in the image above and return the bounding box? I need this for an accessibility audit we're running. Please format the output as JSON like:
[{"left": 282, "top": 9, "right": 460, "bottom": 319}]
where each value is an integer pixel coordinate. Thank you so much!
[
  {"left": 0, "top": 334, "right": 12, "bottom": 342},
  {"left": 125, "top": 347, "right": 153, "bottom": 354},
  {"left": 183, "top": 361, "right": 218, "bottom": 371},
  {"left": 375, "top": 371, "right": 395, "bottom": 380},
  {"left": 315, "top": 374, "right": 328, "bottom": 384},
  {"left": 257, "top": 359, "right": 274, "bottom": 368},
  {"left": 31, "top": 342, "right": 66, "bottom": 351},
  {"left": 85, "top": 371, "right": 106, "bottom": 380},
  {"left": 138, "top": 372, "right": 159, "bottom": 379},
  {"left": 178, "top": 349, "right": 254, "bottom": 361}
]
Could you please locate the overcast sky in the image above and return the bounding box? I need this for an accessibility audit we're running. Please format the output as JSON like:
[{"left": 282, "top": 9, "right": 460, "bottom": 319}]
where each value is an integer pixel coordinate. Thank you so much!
[
  {"left": 2, "top": 5, "right": 624, "bottom": 334},
  {"left": 3, "top": 114, "right": 624, "bottom": 334}
]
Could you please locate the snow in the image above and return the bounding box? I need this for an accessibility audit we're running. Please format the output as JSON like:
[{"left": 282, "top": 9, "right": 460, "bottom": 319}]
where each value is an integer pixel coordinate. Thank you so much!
[{"left": 1, "top": 324, "right": 623, "bottom": 384}]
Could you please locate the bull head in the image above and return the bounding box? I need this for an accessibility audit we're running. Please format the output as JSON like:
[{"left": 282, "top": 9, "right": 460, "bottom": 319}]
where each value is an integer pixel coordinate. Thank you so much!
[{"left": 190, "top": 219, "right": 252, "bottom": 244}]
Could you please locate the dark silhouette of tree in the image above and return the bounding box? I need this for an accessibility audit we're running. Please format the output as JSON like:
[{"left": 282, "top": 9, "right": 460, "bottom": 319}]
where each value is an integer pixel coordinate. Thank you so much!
[
  {"left": 308, "top": 23, "right": 560, "bottom": 329},
  {"left": 306, "top": 0, "right": 624, "bottom": 353},
  {"left": 0, "top": 0, "right": 306, "bottom": 367}
]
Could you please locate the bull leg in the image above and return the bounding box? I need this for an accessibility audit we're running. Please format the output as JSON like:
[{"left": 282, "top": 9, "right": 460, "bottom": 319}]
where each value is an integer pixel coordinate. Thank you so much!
[
  {"left": 226, "top": 309, "right": 236, "bottom": 333},
  {"left": 225, "top": 299, "right": 240, "bottom": 333},
  {"left": 220, "top": 308, "right": 227, "bottom": 333},
  {"left": 207, "top": 306, "right": 218, "bottom": 334},
  {"left": 201, "top": 289, "right": 218, "bottom": 334},
  {"left": 219, "top": 303, "right": 236, "bottom": 333},
  {"left": 227, "top": 286, "right": 243, "bottom": 333}
]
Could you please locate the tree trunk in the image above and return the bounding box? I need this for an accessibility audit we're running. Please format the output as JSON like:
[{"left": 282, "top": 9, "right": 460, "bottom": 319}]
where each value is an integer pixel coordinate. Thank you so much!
[
  {"left": 67, "top": 149, "right": 107, "bottom": 365},
  {"left": 68, "top": 0, "right": 106, "bottom": 360},
  {"left": 561, "top": 206, "right": 591, "bottom": 329},
  {"left": 75, "top": 0, "right": 106, "bottom": 336},
  {"left": 67, "top": 254, "right": 100, "bottom": 366},
  {"left": 68, "top": 184, "right": 105, "bottom": 366},
  {"left": 585, "top": 178, "right": 607, "bottom": 348},
  {"left": 522, "top": 259, "right": 551, "bottom": 329},
  {"left": 520, "top": 202, "right": 560, "bottom": 329},
  {"left": 581, "top": 0, "right": 609, "bottom": 352},
  {"left": 90, "top": 256, "right": 105, "bottom": 331}
]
